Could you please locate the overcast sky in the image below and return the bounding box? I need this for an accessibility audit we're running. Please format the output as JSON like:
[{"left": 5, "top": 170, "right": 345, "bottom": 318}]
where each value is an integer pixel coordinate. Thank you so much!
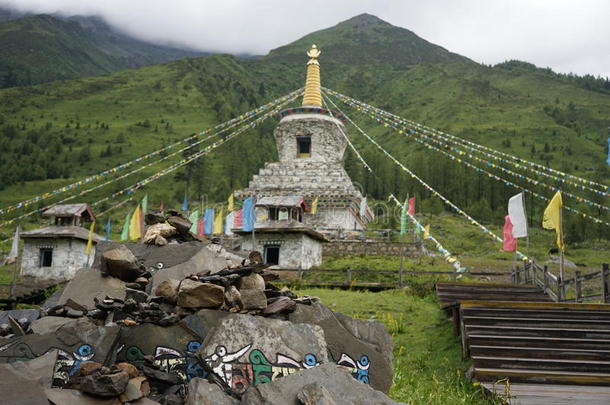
[{"left": 2, "top": 0, "right": 609, "bottom": 77}]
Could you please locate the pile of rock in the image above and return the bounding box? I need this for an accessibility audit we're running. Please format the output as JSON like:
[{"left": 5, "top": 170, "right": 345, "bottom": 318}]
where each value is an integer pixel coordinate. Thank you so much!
[
  {"left": 0, "top": 240, "right": 403, "bottom": 405},
  {"left": 143, "top": 210, "right": 202, "bottom": 246}
]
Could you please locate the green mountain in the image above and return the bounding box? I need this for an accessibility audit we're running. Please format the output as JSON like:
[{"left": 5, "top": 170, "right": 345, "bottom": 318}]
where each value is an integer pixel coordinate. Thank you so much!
[
  {"left": 0, "top": 13, "right": 608, "bottom": 244},
  {"left": 0, "top": 12, "right": 206, "bottom": 88}
]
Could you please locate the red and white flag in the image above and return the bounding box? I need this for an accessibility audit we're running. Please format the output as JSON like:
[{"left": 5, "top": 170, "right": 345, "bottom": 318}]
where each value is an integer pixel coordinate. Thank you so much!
[{"left": 408, "top": 197, "right": 415, "bottom": 216}]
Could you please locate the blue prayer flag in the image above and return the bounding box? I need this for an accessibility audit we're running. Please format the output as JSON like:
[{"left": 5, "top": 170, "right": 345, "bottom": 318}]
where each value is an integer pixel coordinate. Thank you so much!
[
  {"left": 242, "top": 196, "right": 255, "bottom": 232},
  {"left": 204, "top": 209, "right": 214, "bottom": 235},
  {"left": 182, "top": 191, "right": 188, "bottom": 211},
  {"left": 105, "top": 218, "right": 111, "bottom": 241}
]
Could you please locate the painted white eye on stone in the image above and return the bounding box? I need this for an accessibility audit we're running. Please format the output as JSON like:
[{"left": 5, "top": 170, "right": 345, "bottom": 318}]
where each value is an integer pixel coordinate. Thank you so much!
[
  {"left": 156, "top": 262, "right": 164, "bottom": 269},
  {"left": 217, "top": 345, "right": 227, "bottom": 356}
]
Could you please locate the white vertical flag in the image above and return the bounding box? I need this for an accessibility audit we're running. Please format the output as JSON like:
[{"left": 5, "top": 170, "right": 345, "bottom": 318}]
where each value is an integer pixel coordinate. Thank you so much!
[
  {"left": 3, "top": 226, "right": 20, "bottom": 265},
  {"left": 359, "top": 196, "right": 367, "bottom": 218},
  {"left": 225, "top": 211, "right": 235, "bottom": 236},
  {"left": 508, "top": 192, "right": 528, "bottom": 238}
]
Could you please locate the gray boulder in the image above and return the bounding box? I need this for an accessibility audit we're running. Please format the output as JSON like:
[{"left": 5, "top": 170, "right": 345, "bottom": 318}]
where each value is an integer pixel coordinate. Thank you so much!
[
  {"left": 186, "top": 378, "right": 240, "bottom": 405},
  {"left": 241, "top": 363, "right": 404, "bottom": 405},
  {"left": 199, "top": 314, "right": 328, "bottom": 395},
  {"left": 101, "top": 245, "right": 143, "bottom": 281},
  {"left": 58, "top": 269, "right": 126, "bottom": 310},
  {"left": 80, "top": 370, "right": 129, "bottom": 397},
  {"left": 177, "top": 280, "right": 225, "bottom": 308},
  {"left": 240, "top": 289, "right": 267, "bottom": 310},
  {"left": 289, "top": 302, "right": 393, "bottom": 393}
]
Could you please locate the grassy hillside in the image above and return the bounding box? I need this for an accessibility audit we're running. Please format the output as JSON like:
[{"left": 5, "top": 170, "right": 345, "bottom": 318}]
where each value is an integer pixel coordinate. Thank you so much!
[
  {"left": 0, "top": 13, "right": 608, "bottom": 248},
  {"left": 0, "top": 13, "right": 205, "bottom": 88}
]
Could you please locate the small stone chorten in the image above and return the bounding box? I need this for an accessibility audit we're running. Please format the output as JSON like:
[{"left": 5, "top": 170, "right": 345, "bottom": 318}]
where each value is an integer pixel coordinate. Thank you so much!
[{"left": 235, "top": 45, "right": 370, "bottom": 236}]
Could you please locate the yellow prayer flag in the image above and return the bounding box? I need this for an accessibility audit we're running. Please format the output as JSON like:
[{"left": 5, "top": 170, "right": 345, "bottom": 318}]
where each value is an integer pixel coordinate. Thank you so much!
[
  {"left": 311, "top": 197, "right": 319, "bottom": 214},
  {"left": 542, "top": 191, "right": 564, "bottom": 251},
  {"left": 85, "top": 221, "right": 95, "bottom": 255},
  {"left": 423, "top": 224, "right": 430, "bottom": 239},
  {"left": 227, "top": 193, "right": 234, "bottom": 211},
  {"left": 213, "top": 208, "right": 224, "bottom": 234},
  {"left": 129, "top": 204, "right": 142, "bottom": 240}
]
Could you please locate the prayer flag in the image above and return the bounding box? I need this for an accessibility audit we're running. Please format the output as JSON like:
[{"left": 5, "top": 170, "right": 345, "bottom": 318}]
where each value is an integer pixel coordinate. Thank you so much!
[
  {"left": 242, "top": 197, "right": 255, "bottom": 232},
  {"left": 129, "top": 205, "right": 141, "bottom": 240},
  {"left": 3, "top": 226, "right": 20, "bottom": 265},
  {"left": 141, "top": 194, "right": 148, "bottom": 214},
  {"left": 104, "top": 218, "right": 111, "bottom": 241},
  {"left": 400, "top": 196, "right": 408, "bottom": 235},
  {"left": 159, "top": 202, "right": 165, "bottom": 213},
  {"left": 502, "top": 216, "right": 516, "bottom": 252},
  {"left": 408, "top": 197, "right": 415, "bottom": 216},
  {"left": 182, "top": 192, "right": 188, "bottom": 211},
  {"left": 542, "top": 191, "right": 564, "bottom": 251},
  {"left": 204, "top": 209, "right": 214, "bottom": 235},
  {"left": 311, "top": 197, "right": 319, "bottom": 214},
  {"left": 508, "top": 192, "right": 528, "bottom": 238},
  {"left": 234, "top": 209, "right": 243, "bottom": 228},
  {"left": 225, "top": 211, "right": 235, "bottom": 235},
  {"left": 423, "top": 224, "right": 430, "bottom": 239},
  {"left": 213, "top": 208, "right": 224, "bottom": 234},
  {"left": 359, "top": 196, "right": 367, "bottom": 218},
  {"left": 227, "top": 193, "right": 234, "bottom": 211},
  {"left": 120, "top": 213, "right": 131, "bottom": 241},
  {"left": 197, "top": 218, "right": 205, "bottom": 236},
  {"left": 188, "top": 210, "right": 199, "bottom": 234},
  {"left": 85, "top": 221, "right": 95, "bottom": 255}
]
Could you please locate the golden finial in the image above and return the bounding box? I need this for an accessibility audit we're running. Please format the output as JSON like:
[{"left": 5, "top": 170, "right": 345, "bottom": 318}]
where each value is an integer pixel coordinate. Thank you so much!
[{"left": 302, "top": 44, "right": 322, "bottom": 106}]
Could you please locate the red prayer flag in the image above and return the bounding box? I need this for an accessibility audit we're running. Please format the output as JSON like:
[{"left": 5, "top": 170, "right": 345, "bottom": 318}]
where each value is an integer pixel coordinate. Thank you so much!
[
  {"left": 197, "top": 218, "right": 205, "bottom": 237},
  {"left": 408, "top": 197, "right": 415, "bottom": 216},
  {"left": 502, "top": 215, "right": 517, "bottom": 252},
  {"left": 159, "top": 202, "right": 164, "bottom": 213},
  {"left": 234, "top": 209, "right": 243, "bottom": 228}
]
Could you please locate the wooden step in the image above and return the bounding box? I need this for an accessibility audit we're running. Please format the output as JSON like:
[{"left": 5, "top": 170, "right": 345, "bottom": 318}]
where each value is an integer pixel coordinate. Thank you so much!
[
  {"left": 475, "top": 368, "right": 610, "bottom": 385},
  {"left": 463, "top": 315, "right": 610, "bottom": 330},
  {"left": 481, "top": 382, "right": 610, "bottom": 405},
  {"left": 468, "top": 335, "right": 610, "bottom": 351},
  {"left": 473, "top": 356, "right": 610, "bottom": 373},
  {"left": 470, "top": 345, "right": 610, "bottom": 361},
  {"left": 465, "top": 325, "right": 610, "bottom": 340},
  {"left": 463, "top": 307, "right": 610, "bottom": 321}
]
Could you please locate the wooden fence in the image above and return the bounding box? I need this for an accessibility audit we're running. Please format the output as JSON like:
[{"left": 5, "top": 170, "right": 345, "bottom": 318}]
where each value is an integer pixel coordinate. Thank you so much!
[
  {"left": 275, "top": 268, "right": 512, "bottom": 289},
  {"left": 512, "top": 261, "right": 610, "bottom": 303}
]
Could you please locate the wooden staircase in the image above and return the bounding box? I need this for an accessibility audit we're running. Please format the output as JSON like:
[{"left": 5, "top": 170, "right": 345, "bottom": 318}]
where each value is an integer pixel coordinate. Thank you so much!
[{"left": 436, "top": 282, "right": 610, "bottom": 403}]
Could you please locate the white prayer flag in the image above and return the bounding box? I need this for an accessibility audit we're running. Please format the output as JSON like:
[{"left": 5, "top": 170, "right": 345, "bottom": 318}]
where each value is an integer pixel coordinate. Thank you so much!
[
  {"left": 3, "top": 226, "right": 20, "bottom": 265},
  {"left": 225, "top": 211, "right": 235, "bottom": 235},
  {"left": 508, "top": 192, "right": 528, "bottom": 238},
  {"left": 359, "top": 197, "right": 367, "bottom": 218}
]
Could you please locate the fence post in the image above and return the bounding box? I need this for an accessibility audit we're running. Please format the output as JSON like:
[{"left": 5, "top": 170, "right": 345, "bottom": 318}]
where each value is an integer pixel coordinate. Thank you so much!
[
  {"left": 346, "top": 268, "right": 352, "bottom": 285},
  {"left": 575, "top": 271, "right": 581, "bottom": 303},
  {"left": 543, "top": 265, "right": 549, "bottom": 292},
  {"left": 603, "top": 264, "right": 609, "bottom": 304}
]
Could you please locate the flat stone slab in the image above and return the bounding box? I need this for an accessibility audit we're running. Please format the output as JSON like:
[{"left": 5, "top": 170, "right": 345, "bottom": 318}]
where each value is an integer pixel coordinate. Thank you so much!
[
  {"left": 58, "top": 269, "right": 126, "bottom": 310},
  {"left": 199, "top": 314, "right": 328, "bottom": 395},
  {"left": 241, "top": 363, "right": 404, "bottom": 405},
  {"left": 0, "top": 317, "right": 120, "bottom": 387},
  {"left": 116, "top": 323, "right": 206, "bottom": 383}
]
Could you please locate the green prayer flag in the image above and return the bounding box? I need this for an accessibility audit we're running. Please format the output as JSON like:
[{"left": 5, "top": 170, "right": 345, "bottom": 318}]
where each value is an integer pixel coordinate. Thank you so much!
[
  {"left": 141, "top": 194, "right": 148, "bottom": 215},
  {"left": 188, "top": 210, "right": 199, "bottom": 234},
  {"left": 120, "top": 212, "right": 131, "bottom": 241},
  {"left": 400, "top": 196, "right": 408, "bottom": 235}
]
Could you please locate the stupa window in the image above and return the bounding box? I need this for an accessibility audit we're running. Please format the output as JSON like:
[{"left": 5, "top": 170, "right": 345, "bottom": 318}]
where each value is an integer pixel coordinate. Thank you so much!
[{"left": 297, "top": 136, "right": 311, "bottom": 158}]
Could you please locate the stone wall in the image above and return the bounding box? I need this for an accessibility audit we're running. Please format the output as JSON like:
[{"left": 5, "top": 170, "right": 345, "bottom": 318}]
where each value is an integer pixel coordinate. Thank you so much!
[
  {"left": 322, "top": 241, "right": 422, "bottom": 258},
  {"left": 21, "top": 238, "right": 93, "bottom": 280}
]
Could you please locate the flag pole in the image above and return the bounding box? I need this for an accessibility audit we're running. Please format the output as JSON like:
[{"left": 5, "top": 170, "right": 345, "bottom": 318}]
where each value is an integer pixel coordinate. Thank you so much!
[
  {"left": 559, "top": 201, "right": 565, "bottom": 283},
  {"left": 251, "top": 195, "right": 256, "bottom": 250},
  {"left": 399, "top": 193, "right": 408, "bottom": 280}
]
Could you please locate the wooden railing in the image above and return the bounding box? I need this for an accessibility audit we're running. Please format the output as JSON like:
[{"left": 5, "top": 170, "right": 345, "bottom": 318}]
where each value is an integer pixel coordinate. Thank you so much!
[
  {"left": 275, "top": 268, "right": 511, "bottom": 289},
  {"left": 512, "top": 261, "right": 610, "bottom": 303}
]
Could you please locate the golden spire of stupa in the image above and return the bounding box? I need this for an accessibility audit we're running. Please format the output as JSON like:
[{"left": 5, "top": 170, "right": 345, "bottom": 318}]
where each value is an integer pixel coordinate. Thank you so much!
[{"left": 302, "top": 44, "right": 322, "bottom": 106}]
